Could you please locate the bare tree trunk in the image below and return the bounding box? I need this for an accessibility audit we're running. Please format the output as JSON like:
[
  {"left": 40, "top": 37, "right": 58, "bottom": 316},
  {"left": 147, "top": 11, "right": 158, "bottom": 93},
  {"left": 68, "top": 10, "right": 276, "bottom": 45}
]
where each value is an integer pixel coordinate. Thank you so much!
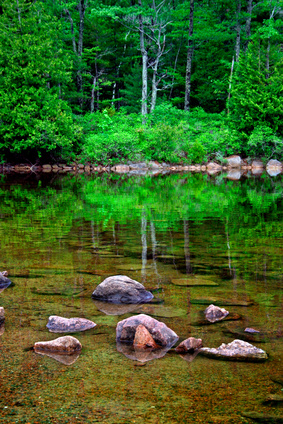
[
  {"left": 266, "top": 37, "right": 270, "bottom": 78},
  {"left": 184, "top": 0, "right": 194, "bottom": 111},
  {"left": 235, "top": 0, "right": 241, "bottom": 62},
  {"left": 150, "top": 35, "right": 165, "bottom": 113},
  {"left": 90, "top": 76, "right": 97, "bottom": 113},
  {"left": 244, "top": 0, "right": 252, "bottom": 52},
  {"left": 169, "top": 39, "right": 182, "bottom": 100},
  {"left": 64, "top": 9, "right": 77, "bottom": 54},
  {"left": 139, "top": 0, "right": 148, "bottom": 122},
  {"left": 77, "top": 0, "right": 87, "bottom": 110},
  {"left": 16, "top": 0, "right": 21, "bottom": 26},
  {"left": 227, "top": 56, "right": 235, "bottom": 114}
]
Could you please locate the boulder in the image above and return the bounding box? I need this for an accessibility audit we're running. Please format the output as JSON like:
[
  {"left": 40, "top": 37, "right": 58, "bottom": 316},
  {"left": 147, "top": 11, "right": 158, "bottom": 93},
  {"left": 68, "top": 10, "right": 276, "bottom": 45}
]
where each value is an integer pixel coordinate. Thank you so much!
[
  {"left": 92, "top": 275, "right": 153, "bottom": 304},
  {"left": 206, "top": 162, "right": 222, "bottom": 173},
  {"left": 266, "top": 159, "right": 282, "bottom": 170},
  {"left": 225, "top": 155, "right": 242, "bottom": 168},
  {"left": 46, "top": 316, "right": 96, "bottom": 333},
  {"left": 116, "top": 314, "right": 178, "bottom": 348},
  {"left": 266, "top": 159, "right": 282, "bottom": 176},
  {"left": 226, "top": 170, "right": 242, "bottom": 180},
  {"left": 204, "top": 304, "right": 229, "bottom": 323},
  {"left": 133, "top": 324, "right": 159, "bottom": 349},
  {"left": 251, "top": 160, "right": 264, "bottom": 169},
  {"left": 34, "top": 336, "right": 82, "bottom": 354},
  {"left": 0, "top": 307, "right": 4, "bottom": 324},
  {"left": 175, "top": 337, "right": 203, "bottom": 353},
  {"left": 199, "top": 339, "right": 268, "bottom": 362}
]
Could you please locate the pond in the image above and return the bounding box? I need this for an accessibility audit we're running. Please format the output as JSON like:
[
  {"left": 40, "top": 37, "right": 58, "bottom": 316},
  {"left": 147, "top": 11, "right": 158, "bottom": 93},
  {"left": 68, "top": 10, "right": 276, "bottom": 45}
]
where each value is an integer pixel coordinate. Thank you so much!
[{"left": 0, "top": 172, "right": 282, "bottom": 424}]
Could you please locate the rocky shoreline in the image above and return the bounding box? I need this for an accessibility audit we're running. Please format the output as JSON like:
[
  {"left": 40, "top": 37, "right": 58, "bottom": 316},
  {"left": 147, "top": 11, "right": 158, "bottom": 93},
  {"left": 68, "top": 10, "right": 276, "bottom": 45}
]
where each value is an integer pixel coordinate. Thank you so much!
[{"left": 0, "top": 156, "right": 282, "bottom": 177}]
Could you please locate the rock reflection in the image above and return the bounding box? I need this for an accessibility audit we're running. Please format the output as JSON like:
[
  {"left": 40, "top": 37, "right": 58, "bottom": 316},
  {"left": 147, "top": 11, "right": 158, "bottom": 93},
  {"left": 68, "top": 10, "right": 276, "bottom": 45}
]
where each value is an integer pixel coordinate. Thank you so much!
[
  {"left": 0, "top": 281, "right": 11, "bottom": 294},
  {"left": 0, "top": 324, "right": 4, "bottom": 336},
  {"left": 179, "top": 350, "right": 200, "bottom": 363},
  {"left": 35, "top": 350, "right": 81, "bottom": 365},
  {"left": 116, "top": 341, "right": 171, "bottom": 363},
  {"left": 93, "top": 300, "right": 139, "bottom": 315}
]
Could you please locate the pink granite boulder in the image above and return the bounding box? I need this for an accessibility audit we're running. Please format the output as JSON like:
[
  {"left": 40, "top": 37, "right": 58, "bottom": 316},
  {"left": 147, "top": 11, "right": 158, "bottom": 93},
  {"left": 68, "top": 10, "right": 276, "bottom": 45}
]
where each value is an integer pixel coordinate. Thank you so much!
[{"left": 116, "top": 314, "right": 178, "bottom": 348}]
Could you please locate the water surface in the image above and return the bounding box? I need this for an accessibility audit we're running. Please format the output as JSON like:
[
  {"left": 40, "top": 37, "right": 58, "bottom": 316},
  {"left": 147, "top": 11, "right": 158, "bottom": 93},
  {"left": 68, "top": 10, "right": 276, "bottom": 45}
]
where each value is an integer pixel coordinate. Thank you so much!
[{"left": 0, "top": 172, "right": 282, "bottom": 423}]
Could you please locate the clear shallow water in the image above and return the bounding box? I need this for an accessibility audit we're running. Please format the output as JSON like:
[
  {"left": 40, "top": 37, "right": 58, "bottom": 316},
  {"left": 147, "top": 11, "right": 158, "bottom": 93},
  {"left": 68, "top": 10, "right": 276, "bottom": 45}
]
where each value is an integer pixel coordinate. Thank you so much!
[{"left": 0, "top": 172, "right": 282, "bottom": 424}]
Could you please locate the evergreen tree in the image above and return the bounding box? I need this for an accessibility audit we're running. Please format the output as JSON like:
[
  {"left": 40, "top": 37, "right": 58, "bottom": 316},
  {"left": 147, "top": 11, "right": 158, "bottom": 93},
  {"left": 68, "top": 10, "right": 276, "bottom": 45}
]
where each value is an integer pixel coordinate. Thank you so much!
[{"left": 0, "top": 0, "right": 80, "bottom": 161}]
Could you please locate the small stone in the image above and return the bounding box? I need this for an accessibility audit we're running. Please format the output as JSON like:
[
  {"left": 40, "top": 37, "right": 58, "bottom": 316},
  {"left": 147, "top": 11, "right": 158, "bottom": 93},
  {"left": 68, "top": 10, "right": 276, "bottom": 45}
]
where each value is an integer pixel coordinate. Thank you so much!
[
  {"left": 34, "top": 336, "right": 82, "bottom": 354},
  {"left": 205, "top": 304, "right": 229, "bottom": 323},
  {"left": 245, "top": 327, "right": 260, "bottom": 334},
  {"left": 199, "top": 339, "right": 268, "bottom": 362},
  {"left": 175, "top": 337, "right": 203, "bottom": 353},
  {"left": 46, "top": 316, "right": 96, "bottom": 333},
  {"left": 133, "top": 324, "right": 159, "bottom": 349}
]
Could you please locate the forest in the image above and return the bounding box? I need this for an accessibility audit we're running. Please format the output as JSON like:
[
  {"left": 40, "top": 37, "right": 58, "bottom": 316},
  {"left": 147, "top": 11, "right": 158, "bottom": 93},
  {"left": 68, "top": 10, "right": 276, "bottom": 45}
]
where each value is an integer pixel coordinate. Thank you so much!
[{"left": 0, "top": 0, "right": 282, "bottom": 165}]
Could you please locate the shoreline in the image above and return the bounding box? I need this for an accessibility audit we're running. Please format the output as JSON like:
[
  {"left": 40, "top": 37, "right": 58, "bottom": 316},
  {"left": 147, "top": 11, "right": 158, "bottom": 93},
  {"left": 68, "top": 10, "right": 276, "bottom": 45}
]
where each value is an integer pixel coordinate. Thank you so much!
[{"left": 0, "top": 157, "right": 282, "bottom": 177}]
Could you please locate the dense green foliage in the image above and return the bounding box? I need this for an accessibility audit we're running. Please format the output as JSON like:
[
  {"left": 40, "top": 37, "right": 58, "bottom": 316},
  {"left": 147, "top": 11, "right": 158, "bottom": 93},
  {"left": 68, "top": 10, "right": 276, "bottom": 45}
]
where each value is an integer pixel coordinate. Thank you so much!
[{"left": 0, "top": 0, "right": 282, "bottom": 163}]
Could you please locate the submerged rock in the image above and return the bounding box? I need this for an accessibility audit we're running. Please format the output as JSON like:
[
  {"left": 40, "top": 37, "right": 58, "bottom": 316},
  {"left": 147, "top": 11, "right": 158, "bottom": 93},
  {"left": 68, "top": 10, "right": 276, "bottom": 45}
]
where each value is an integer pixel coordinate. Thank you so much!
[
  {"left": 222, "top": 326, "right": 268, "bottom": 343},
  {"left": 263, "top": 395, "right": 283, "bottom": 405},
  {"left": 92, "top": 275, "right": 153, "bottom": 304},
  {"left": 116, "top": 314, "right": 178, "bottom": 348},
  {"left": 133, "top": 324, "right": 159, "bottom": 349},
  {"left": 34, "top": 336, "right": 82, "bottom": 354},
  {"left": 204, "top": 304, "right": 229, "bottom": 323},
  {"left": 242, "top": 411, "right": 283, "bottom": 423},
  {"left": 245, "top": 327, "right": 260, "bottom": 334},
  {"left": 190, "top": 297, "right": 253, "bottom": 307},
  {"left": 175, "top": 337, "right": 203, "bottom": 353},
  {"left": 199, "top": 339, "right": 268, "bottom": 362},
  {"left": 46, "top": 316, "right": 96, "bottom": 333},
  {"left": 171, "top": 277, "right": 218, "bottom": 287}
]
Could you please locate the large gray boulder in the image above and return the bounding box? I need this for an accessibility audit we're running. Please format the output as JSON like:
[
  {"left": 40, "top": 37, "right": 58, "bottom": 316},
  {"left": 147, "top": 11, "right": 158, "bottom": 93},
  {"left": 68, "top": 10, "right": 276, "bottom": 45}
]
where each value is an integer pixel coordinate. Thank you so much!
[
  {"left": 92, "top": 275, "right": 153, "bottom": 304},
  {"left": 46, "top": 316, "right": 96, "bottom": 333},
  {"left": 199, "top": 339, "right": 268, "bottom": 362},
  {"left": 34, "top": 336, "right": 82, "bottom": 354},
  {"left": 116, "top": 314, "right": 178, "bottom": 348}
]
